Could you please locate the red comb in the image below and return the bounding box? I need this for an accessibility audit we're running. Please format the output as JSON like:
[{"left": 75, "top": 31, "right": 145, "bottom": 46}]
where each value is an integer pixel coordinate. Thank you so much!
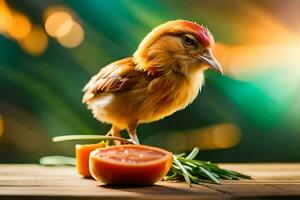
[{"left": 180, "top": 21, "right": 212, "bottom": 47}]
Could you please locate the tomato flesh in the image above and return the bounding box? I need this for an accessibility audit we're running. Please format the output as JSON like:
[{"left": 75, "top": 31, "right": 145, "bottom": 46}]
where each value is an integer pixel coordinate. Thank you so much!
[
  {"left": 89, "top": 144, "right": 173, "bottom": 185},
  {"left": 96, "top": 146, "right": 165, "bottom": 163}
]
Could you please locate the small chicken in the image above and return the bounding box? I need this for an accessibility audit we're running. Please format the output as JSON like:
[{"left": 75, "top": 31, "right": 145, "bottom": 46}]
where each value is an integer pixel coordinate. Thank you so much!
[{"left": 83, "top": 20, "right": 222, "bottom": 144}]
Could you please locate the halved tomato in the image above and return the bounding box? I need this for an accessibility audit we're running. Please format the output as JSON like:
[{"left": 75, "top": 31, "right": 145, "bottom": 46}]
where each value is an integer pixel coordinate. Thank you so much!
[
  {"left": 75, "top": 142, "right": 105, "bottom": 177},
  {"left": 89, "top": 144, "right": 173, "bottom": 185}
]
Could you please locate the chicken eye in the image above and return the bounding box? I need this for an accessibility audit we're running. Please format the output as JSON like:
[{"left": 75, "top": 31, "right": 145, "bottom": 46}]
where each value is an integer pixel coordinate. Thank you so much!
[{"left": 182, "top": 34, "right": 196, "bottom": 46}]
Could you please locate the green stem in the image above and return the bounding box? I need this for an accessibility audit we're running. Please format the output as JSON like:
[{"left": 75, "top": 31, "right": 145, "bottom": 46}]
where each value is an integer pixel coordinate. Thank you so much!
[
  {"left": 173, "top": 155, "right": 191, "bottom": 187},
  {"left": 186, "top": 147, "right": 199, "bottom": 160},
  {"left": 52, "top": 135, "right": 135, "bottom": 144},
  {"left": 198, "top": 166, "right": 220, "bottom": 184}
]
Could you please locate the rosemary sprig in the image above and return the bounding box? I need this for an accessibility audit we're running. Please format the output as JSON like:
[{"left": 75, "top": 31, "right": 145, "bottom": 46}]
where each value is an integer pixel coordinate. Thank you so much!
[{"left": 164, "top": 147, "right": 251, "bottom": 185}]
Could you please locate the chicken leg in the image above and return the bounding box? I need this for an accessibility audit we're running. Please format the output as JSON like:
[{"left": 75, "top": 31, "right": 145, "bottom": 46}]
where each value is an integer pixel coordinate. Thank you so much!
[{"left": 127, "top": 122, "right": 139, "bottom": 144}]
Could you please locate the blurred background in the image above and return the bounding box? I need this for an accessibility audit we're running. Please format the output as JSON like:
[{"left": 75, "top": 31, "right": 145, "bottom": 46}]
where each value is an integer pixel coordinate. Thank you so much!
[{"left": 0, "top": 0, "right": 299, "bottom": 163}]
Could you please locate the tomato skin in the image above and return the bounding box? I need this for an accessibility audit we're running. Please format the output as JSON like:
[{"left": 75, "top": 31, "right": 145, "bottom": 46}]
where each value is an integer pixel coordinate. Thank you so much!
[
  {"left": 89, "top": 144, "right": 173, "bottom": 185},
  {"left": 75, "top": 143, "right": 105, "bottom": 177}
]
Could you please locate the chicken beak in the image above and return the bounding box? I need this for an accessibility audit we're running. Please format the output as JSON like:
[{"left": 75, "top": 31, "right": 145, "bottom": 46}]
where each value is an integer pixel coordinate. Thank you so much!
[{"left": 194, "top": 49, "right": 223, "bottom": 75}]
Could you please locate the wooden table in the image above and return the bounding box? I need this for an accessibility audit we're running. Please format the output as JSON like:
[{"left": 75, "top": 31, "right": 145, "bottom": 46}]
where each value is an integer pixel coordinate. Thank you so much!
[{"left": 0, "top": 164, "right": 300, "bottom": 199}]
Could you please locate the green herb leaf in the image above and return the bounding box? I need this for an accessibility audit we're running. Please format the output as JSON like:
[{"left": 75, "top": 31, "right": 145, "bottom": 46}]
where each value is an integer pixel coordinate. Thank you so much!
[
  {"left": 172, "top": 155, "right": 191, "bottom": 186},
  {"left": 39, "top": 156, "right": 76, "bottom": 166},
  {"left": 186, "top": 147, "right": 199, "bottom": 160}
]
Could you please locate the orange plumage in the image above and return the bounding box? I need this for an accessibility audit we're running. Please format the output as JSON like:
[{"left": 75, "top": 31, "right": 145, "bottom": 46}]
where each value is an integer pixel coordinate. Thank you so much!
[{"left": 83, "top": 20, "right": 222, "bottom": 144}]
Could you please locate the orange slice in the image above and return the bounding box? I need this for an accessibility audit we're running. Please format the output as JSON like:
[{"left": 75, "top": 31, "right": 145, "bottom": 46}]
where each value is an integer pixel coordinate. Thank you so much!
[{"left": 75, "top": 142, "right": 105, "bottom": 177}]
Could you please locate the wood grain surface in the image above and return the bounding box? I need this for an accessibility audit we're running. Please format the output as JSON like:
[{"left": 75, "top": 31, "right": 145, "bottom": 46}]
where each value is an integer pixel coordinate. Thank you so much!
[{"left": 0, "top": 164, "right": 299, "bottom": 200}]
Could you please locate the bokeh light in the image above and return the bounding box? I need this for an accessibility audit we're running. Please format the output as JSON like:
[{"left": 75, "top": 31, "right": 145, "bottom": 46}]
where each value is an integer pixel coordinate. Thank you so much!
[
  {"left": 0, "top": 1, "right": 12, "bottom": 33},
  {"left": 6, "top": 11, "right": 31, "bottom": 40},
  {"left": 148, "top": 123, "right": 241, "bottom": 152},
  {"left": 57, "top": 21, "right": 84, "bottom": 48},
  {"left": 44, "top": 6, "right": 84, "bottom": 48},
  {"left": 43, "top": 5, "right": 75, "bottom": 20},
  {"left": 19, "top": 26, "right": 48, "bottom": 56},
  {"left": 45, "top": 11, "right": 73, "bottom": 38},
  {"left": 0, "top": 114, "right": 4, "bottom": 139},
  {"left": 210, "top": 124, "right": 241, "bottom": 149}
]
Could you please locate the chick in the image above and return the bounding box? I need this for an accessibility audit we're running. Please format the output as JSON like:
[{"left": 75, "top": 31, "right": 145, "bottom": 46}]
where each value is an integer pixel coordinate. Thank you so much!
[{"left": 83, "top": 20, "right": 222, "bottom": 144}]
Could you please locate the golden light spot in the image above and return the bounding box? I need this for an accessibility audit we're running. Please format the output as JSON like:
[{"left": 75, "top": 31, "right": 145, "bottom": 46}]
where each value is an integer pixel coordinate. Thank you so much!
[
  {"left": 56, "top": 20, "right": 73, "bottom": 37},
  {"left": 19, "top": 26, "right": 48, "bottom": 56},
  {"left": 0, "top": 1, "right": 12, "bottom": 33},
  {"left": 212, "top": 3, "right": 300, "bottom": 81},
  {"left": 6, "top": 11, "right": 31, "bottom": 40},
  {"left": 214, "top": 42, "right": 300, "bottom": 81},
  {"left": 43, "top": 6, "right": 74, "bottom": 20},
  {"left": 45, "top": 11, "right": 73, "bottom": 37},
  {"left": 167, "top": 123, "right": 241, "bottom": 152},
  {"left": 0, "top": 114, "right": 4, "bottom": 138},
  {"left": 57, "top": 21, "right": 84, "bottom": 48},
  {"left": 211, "top": 124, "right": 241, "bottom": 149}
]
